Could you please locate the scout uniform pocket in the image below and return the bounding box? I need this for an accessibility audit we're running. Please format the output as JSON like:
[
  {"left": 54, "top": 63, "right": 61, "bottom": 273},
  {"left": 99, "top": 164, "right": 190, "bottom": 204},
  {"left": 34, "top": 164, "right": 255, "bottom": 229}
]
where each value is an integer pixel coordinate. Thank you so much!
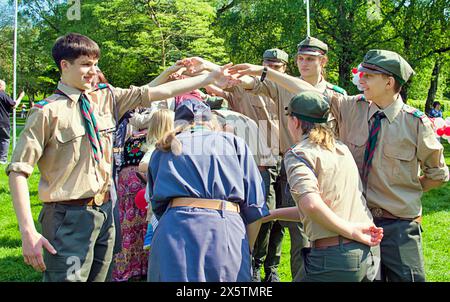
[{"left": 382, "top": 142, "right": 417, "bottom": 185}]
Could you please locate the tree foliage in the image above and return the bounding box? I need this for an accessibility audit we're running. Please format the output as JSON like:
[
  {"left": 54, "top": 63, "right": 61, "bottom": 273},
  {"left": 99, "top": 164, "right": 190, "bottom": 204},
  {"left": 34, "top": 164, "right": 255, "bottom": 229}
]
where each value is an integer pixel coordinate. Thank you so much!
[
  {"left": 215, "top": 0, "right": 450, "bottom": 100},
  {"left": 0, "top": 0, "right": 448, "bottom": 104}
]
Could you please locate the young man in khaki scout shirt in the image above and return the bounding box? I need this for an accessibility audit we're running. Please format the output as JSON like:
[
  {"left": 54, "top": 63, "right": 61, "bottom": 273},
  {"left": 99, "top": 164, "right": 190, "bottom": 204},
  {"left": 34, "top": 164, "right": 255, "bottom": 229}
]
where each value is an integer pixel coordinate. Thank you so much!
[
  {"left": 7, "top": 33, "right": 230, "bottom": 282},
  {"left": 229, "top": 49, "right": 449, "bottom": 282},
  {"left": 179, "top": 50, "right": 289, "bottom": 282}
]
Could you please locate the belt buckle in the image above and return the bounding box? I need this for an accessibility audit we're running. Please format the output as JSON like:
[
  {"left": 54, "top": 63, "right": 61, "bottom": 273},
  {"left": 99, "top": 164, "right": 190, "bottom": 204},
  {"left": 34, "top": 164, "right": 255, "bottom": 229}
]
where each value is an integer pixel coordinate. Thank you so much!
[
  {"left": 94, "top": 193, "right": 104, "bottom": 206},
  {"left": 371, "top": 208, "right": 383, "bottom": 218}
]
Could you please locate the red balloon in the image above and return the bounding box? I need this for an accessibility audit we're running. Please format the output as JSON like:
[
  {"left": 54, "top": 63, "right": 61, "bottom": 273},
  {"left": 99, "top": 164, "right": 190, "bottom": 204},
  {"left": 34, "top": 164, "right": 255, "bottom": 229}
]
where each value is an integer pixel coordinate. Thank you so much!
[
  {"left": 436, "top": 128, "right": 445, "bottom": 137},
  {"left": 352, "top": 68, "right": 358, "bottom": 74},
  {"left": 444, "top": 126, "right": 450, "bottom": 136},
  {"left": 135, "top": 188, "right": 148, "bottom": 210}
]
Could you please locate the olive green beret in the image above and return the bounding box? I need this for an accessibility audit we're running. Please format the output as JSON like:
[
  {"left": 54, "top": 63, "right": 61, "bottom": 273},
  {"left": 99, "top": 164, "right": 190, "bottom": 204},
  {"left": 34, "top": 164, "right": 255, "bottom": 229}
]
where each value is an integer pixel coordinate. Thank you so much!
[
  {"left": 263, "top": 48, "right": 289, "bottom": 64},
  {"left": 285, "top": 91, "right": 330, "bottom": 123},
  {"left": 358, "top": 49, "right": 415, "bottom": 84},
  {"left": 297, "top": 36, "right": 328, "bottom": 56}
]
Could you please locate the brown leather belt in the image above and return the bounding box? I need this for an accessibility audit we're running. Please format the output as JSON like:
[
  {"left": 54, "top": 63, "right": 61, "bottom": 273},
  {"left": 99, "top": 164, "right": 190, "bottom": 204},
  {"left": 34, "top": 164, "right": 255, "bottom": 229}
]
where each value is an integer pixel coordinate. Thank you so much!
[
  {"left": 56, "top": 192, "right": 110, "bottom": 207},
  {"left": 170, "top": 197, "right": 240, "bottom": 213},
  {"left": 370, "top": 207, "right": 422, "bottom": 224},
  {"left": 311, "top": 236, "right": 353, "bottom": 249}
]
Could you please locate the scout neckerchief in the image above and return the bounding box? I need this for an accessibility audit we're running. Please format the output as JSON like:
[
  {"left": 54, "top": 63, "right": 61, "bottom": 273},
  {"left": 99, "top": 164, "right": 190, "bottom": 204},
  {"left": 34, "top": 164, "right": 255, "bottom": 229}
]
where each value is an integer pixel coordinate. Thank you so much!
[
  {"left": 362, "top": 111, "right": 386, "bottom": 186},
  {"left": 54, "top": 89, "right": 103, "bottom": 164}
]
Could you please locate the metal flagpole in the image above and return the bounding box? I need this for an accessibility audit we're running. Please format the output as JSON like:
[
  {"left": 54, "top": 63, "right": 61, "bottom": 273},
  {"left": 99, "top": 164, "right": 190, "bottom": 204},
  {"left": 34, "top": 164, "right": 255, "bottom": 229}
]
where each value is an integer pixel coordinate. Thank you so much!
[
  {"left": 12, "top": 0, "right": 18, "bottom": 150},
  {"left": 306, "top": 0, "right": 310, "bottom": 37}
]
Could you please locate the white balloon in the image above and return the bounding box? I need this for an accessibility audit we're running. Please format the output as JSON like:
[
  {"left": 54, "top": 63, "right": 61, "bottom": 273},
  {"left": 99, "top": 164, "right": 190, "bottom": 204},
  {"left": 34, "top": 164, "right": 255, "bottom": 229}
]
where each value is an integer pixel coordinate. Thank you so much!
[
  {"left": 445, "top": 117, "right": 450, "bottom": 126},
  {"left": 351, "top": 64, "right": 364, "bottom": 91},
  {"left": 434, "top": 117, "right": 446, "bottom": 129}
]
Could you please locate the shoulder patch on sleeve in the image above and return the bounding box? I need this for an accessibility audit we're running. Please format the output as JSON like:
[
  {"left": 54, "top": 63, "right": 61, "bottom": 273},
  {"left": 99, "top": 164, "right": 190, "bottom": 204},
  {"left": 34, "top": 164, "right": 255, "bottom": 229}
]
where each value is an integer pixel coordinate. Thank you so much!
[{"left": 403, "top": 105, "right": 429, "bottom": 124}]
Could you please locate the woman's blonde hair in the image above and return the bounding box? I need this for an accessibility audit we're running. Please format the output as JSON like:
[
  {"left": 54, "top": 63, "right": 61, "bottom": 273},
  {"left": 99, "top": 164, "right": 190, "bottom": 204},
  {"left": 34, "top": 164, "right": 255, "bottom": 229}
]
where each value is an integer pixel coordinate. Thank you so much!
[
  {"left": 157, "top": 120, "right": 214, "bottom": 155},
  {"left": 143, "top": 109, "right": 174, "bottom": 151},
  {"left": 301, "top": 119, "right": 335, "bottom": 151}
]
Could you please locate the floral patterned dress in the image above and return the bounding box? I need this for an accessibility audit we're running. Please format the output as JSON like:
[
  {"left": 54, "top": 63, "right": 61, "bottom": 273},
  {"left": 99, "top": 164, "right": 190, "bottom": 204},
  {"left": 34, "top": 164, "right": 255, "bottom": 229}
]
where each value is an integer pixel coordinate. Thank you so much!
[{"left": 112, "top": 135, "right": 149, "bottom": 281}]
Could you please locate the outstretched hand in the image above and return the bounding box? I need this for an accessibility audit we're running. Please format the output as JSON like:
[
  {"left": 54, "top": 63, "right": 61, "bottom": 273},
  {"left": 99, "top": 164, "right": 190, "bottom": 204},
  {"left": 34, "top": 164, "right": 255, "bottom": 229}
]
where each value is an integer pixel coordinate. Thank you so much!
[
  {"left": 228, "top": 63, "right": 264, "bottom": 77},
  {"left": 167, "top": 66, "right": 188, "bottom": 81},
  {"left": 163, "top": 63, "right": 188, "bottom": 81},
  {"left": 209, "top": 63, "right": 241, "bottom": 89},
  {"left": 167, "top": 64, "right": 187, "bottom": 74},
  {"left": 177, "top": 57, "right": 217, "bottom": 75}
]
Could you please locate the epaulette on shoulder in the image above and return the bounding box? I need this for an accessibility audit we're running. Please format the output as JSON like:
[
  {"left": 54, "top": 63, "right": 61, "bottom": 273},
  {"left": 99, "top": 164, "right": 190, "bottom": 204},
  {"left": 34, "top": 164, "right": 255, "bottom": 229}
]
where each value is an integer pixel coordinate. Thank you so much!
[
  {"left": 326, "top": 83, "right": 346, "bottom": 95},
  {"left": 332, "top": 85, "right": 346, "bottom": 95},
  {"left": 95, "top": 83, "right": 110, "bottom": 90},
  {"left": 356, "top": 94, "right": 367, "bottom": 102},
  {"left": 33, "top": 96, "right": 59, "bottom": 109},
  {"left": 403, "top": 105, "right": 429, "bottom": 123}
]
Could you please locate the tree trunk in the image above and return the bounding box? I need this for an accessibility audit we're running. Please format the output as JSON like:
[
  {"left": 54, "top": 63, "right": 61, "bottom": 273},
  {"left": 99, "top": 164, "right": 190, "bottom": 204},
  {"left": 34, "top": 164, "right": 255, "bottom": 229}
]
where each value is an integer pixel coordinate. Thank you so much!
[
  {"left": 425, "top": 57, "right": 441, "bottom": 114},
  {"left": 338, "top": 59, "right": 352, "bottom": 92},
  {"left": 401, "top": 33, "right": 412, "bottom": 103},
  {"left": 400, "top": 83, "right": 409, "bottom": 103},
  {"left": 148, "top": 3, "right": 166, "bottom": 68},
  {"left": 336, "top": 2, "right": 354, "bottom": 90},
  {"left": 29, "top": 92, "right": 35, "bottom": 107}
]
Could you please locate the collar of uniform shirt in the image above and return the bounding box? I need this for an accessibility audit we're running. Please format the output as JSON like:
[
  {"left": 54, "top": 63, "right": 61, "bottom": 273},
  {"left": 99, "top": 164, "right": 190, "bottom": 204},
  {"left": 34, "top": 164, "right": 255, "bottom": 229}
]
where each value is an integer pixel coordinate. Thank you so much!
[
  {"left": 367, "top": 95, "right": 403, "bottom": 123},
  {"left": 57, "top": 81, "right": 85, "bottom": 103},
  {"left": 291, "top": 134, "right": 310, "bottom": 148}
]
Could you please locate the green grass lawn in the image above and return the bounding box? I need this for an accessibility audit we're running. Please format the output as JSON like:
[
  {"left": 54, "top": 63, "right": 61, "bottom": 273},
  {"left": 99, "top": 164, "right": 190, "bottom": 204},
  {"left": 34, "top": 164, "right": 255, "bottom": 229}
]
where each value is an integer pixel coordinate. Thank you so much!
[{"left": 0, "top": 127, "right": 449, "bottom": 282}]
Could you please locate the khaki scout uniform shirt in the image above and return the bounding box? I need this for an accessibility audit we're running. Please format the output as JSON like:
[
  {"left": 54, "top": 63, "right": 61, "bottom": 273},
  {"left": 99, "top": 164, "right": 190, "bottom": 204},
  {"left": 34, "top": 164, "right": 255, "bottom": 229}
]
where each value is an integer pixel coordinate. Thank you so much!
[
  {"left": 223, "top": 86, "right": 279, "bottom": 166},
  {"left": 330, "top": 94, "right": 449, "bottom": 218},
  {"left": 7, "top": 81, "right": 153, "bottom": 202},
  {"left": 285, "top": 136, "right": 373, "bottom": 241},
  {"left": 249, "top": 76, "right": 344, "bottom": 154}
]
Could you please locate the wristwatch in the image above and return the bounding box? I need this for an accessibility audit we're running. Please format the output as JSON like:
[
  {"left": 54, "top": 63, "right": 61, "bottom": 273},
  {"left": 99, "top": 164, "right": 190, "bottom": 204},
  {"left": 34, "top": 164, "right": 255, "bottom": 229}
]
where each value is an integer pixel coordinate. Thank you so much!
[{"left": 260, "top": 66, "right": 268, "bottom": 82}]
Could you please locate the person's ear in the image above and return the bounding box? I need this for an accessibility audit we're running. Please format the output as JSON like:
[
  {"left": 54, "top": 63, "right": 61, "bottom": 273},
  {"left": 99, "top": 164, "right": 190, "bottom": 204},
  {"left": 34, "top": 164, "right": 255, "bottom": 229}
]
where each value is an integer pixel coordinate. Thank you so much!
[
  {"left": 386, "top": 76, "right": 395, "bottom": 90},
  {"left": 60, "top": 60, "right": 71, "bottom": 72},
  {"left": 320, "top": 56, "right": 328, "bottom": 68},
  {"left": 295, "top": 117, "right": 301, "bottom": 129}
]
